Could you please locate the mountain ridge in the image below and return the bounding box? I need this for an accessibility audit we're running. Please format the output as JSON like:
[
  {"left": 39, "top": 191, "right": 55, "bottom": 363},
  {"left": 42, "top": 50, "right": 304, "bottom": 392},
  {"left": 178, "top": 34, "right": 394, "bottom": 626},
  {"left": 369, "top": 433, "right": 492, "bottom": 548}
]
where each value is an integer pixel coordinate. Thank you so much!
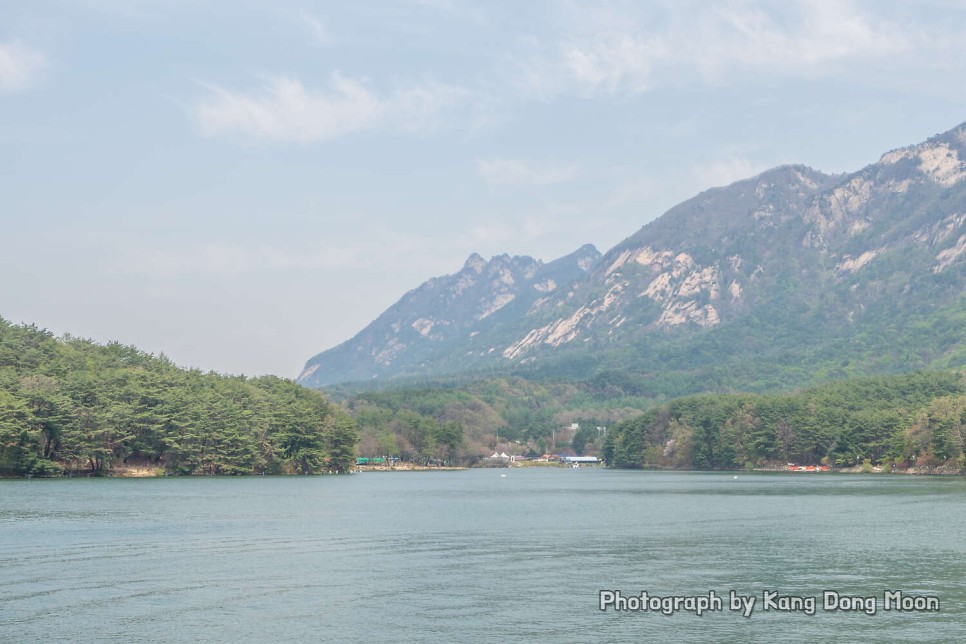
[
  {"left": 300, "top": 121, "right": 966, "bottom": 390},
  {"left": 298, "top": 243, "right": 602, "bottom": 385}
]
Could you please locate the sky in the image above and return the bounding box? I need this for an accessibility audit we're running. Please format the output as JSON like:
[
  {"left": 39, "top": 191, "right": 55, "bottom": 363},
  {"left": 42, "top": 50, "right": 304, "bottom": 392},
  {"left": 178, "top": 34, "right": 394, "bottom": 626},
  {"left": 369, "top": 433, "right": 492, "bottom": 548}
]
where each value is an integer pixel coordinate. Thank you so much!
[{"left": 3, "top": 0, "right": 966, "bottom": 378}]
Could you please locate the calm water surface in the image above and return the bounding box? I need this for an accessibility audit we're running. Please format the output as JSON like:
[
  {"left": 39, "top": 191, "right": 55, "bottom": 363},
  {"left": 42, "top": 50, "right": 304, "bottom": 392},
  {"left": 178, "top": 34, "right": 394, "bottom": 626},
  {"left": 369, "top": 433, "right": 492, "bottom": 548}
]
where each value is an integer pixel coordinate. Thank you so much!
[{"left": 2, "top": 469, "right": 965, "bottom": 643}]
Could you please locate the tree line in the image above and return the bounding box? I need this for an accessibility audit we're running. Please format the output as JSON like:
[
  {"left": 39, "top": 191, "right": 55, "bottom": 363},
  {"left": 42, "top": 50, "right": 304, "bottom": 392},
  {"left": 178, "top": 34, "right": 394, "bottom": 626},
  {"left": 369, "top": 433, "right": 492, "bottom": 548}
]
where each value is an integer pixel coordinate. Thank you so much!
[
  {"left": 603, "top": 371, "right": 966, "bottom": 471},
  {"left": 0, "top": 317, "right": 357, "bottom": 476}
]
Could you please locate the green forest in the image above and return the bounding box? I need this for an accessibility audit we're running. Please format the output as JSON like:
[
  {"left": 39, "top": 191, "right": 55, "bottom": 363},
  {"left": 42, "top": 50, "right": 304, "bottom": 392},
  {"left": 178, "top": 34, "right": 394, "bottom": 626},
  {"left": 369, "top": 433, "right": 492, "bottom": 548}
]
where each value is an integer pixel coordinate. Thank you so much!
[
  {"left": 603, "top": 371, "right": 966, "bottom": 471},
  {"left": 5, "top": 315, "right": 964, "bottom": 477},
  {"left": 344, "top": 376, "right": 631, "bottom": 464},
  {"left": 0, "top": 318, "right": 357, "bottom": 477},
  {"left": 339, "top": 370, "right": 966, "bottom": 471}
]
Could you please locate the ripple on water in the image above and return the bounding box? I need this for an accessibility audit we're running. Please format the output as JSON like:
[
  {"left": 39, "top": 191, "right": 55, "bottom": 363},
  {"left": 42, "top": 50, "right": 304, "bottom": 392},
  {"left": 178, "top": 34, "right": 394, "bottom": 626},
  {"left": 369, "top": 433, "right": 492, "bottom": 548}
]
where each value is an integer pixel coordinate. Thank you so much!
[{"left": 2, "top": 470, "right": 965, "bottom": 642}]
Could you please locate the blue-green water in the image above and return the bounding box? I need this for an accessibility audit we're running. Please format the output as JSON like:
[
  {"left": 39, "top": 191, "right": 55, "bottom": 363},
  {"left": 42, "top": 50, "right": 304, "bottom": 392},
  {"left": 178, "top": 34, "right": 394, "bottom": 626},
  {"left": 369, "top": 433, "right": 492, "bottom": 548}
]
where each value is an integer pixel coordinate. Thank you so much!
[{"left": 2, "top": 469, "right": 965, "bottom": 643}]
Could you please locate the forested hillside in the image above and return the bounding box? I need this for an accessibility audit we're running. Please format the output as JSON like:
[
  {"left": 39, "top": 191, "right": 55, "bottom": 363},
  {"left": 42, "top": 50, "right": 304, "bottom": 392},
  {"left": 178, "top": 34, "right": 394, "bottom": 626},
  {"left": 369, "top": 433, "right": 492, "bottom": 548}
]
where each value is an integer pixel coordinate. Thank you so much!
[
  {"left": 341, "top": 370, "right": 966, "bottom": 471},
  {"left": 342, "top": 374, "right": 652, "bottom": 464},
  {"left": 307, "top": 122, "right": 966, "bottom": 471},
  {"left": 301, "top": 123, "right": 966, "bottom": 392},
  {"left": 0, "top": 317, "right": 356, "bottom": 476},
  {"left": 603, "top": 371, "right": 966, "bottom": 471}
]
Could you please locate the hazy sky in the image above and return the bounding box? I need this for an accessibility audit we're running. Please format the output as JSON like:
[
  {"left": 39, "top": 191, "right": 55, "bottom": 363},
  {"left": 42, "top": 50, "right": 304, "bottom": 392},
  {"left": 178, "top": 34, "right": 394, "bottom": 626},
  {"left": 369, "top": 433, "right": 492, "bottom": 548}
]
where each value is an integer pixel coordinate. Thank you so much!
[{"left": 3, "top": 0, "right": 966, "bottom": 378}]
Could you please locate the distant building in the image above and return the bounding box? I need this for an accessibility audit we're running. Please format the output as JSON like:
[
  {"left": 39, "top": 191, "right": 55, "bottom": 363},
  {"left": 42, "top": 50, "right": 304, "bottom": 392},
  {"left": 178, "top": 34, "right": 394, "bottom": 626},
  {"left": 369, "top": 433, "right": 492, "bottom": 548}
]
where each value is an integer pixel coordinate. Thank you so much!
[{"left": 561, "top": 456, "right": 600, "bottom": 464}]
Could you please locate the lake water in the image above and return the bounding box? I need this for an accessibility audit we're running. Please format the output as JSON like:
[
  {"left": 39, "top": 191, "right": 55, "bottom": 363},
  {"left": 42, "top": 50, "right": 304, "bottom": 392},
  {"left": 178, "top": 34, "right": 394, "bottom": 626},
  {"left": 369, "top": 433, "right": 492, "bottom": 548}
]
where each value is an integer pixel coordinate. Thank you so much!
[{"left": 2, "top": 469, "right": 965, "bottom": 643}]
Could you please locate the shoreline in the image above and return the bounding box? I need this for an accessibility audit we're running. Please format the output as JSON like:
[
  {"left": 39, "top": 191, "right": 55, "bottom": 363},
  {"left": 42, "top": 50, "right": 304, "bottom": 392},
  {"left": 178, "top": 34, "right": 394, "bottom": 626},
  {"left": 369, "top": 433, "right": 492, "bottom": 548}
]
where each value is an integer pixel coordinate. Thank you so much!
[
  {"left": 4, "top": 463, "right": 964, "bottom": 478},
  {"left": 354, "top": 464, "right": 466, "bottom": 472}
]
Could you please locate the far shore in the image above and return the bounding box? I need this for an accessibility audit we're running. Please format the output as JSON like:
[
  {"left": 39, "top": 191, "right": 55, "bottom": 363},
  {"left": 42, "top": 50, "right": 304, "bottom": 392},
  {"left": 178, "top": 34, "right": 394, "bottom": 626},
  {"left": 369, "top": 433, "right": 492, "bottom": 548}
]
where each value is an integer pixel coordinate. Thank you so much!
[
  {"left": 355, "top": 464, "right": 466, "bottom": 472},
  {"left": 5, "top": 461, "right": 964, "bottom": 478}
]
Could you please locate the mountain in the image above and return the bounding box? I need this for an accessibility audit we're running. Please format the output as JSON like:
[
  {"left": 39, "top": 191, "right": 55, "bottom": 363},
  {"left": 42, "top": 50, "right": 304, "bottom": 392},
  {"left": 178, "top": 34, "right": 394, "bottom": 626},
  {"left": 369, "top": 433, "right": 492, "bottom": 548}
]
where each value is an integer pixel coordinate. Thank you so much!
[
  {"left": 300, "top": 122, "right": 966, "bottom": 391},
  {"left": 298, "top": 244, "right": 602, "bottom": 385}
]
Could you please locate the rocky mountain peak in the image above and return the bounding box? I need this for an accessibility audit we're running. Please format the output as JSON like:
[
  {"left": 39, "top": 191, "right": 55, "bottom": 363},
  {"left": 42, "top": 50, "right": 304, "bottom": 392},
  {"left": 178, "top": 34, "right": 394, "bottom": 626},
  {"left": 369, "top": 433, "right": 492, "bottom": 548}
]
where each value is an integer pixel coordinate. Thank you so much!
[
  {"left": 298, "top": 244, "right": 605, "bottom": 384},
  {"left": 462, "top": 253, "right": 487, "bottom": 274},
  {"left": 299, "top": 121, "right": 966, "bottom": 388},
  {"left": 876, "top": 123, "right": 966, "bottom": 188}
]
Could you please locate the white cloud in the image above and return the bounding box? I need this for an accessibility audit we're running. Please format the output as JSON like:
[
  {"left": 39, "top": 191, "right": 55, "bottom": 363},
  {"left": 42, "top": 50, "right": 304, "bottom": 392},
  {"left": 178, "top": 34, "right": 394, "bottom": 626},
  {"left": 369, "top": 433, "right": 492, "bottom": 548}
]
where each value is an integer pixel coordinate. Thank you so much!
[
  {"left": 118, "top": 242, "right": 357, "bottom": 276},
  {"left": 691, "top": 156, "right": 766, "bottom": 189},
  {"left": 698, "top": 0, "right": 910, "bottom": 76},
  {"left": 476, "top": 158, "right": 577, "bottom": 186},
  {"left": 564, "top": 36, "right": 660, "bottom": 95},
  {"left": 603, "top": 174, "right": 662, "bottom": 209},
  {"left": 466, "top": 222, "right": 514, "bottom": 245},
  {"left": 0, "top": 41, "right": 46, "bottom": 94},
  {"left": 194, "top": 72, "right": 469, "bottom": 144},
  {"left": 301, "top": 13, "right": 331, "bottom": 45},
  {"left": 519, "top": 0, "right": 923, "bottom": 98},
  {"left": 404, "top": 0, "right": 457, "bottom": 11}
]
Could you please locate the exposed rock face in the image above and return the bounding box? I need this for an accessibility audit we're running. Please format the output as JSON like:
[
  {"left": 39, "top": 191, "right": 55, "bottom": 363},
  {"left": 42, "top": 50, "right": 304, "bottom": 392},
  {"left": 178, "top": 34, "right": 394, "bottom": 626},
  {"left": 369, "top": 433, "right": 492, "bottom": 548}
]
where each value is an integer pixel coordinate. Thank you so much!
[
  {"left": 935, "top": 235, "right": 966, "bottom": 273},
  {"left": 880, "top": 140, "right": 966, "bottom": 187},
  {"left": 298, "top": 244, "right": 602, "bottom": 384},
  {"left": 299, "top": 122, "right": 966, "bottom": 387},
  {"left": 489, "top": 164, "right": 840, "bottom": 364}
]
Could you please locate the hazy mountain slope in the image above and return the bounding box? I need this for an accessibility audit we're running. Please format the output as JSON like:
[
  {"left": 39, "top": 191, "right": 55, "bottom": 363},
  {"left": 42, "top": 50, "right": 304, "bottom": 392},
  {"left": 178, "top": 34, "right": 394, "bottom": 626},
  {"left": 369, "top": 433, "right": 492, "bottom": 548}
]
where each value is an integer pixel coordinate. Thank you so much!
[
  {"left": 299, "top": 244, "right": 601, "bottom": 385},
  {"left": 300, "top": 122, "right": 966, "bottom": 390}
]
